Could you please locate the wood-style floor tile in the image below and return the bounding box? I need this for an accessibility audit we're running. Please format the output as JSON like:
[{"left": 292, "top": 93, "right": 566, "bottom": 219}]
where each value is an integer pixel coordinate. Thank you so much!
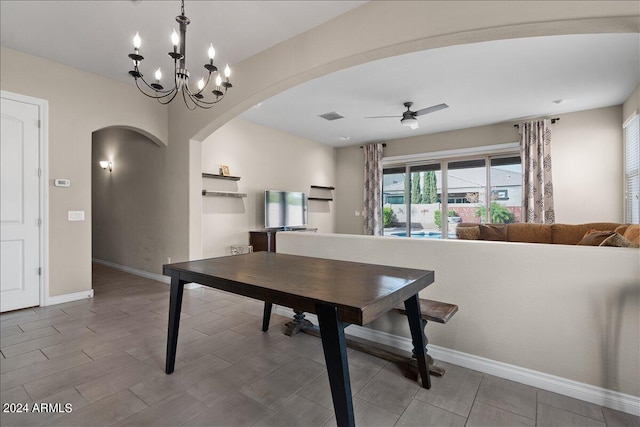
[
  {"left": 475, "top": 374, "right": 537, "bottom": 420},
  {"left": 414, "top": 361, "right": 483, "bottom": 417},
  {"left": 395, "top": 399, "right": 466, "bottom": 427},
  {"left": 354, "top": 363, "right": 420, "bottom": 415},
  {"left": 537, "top": 403, "right": 607, "bottom": 427},
  {"left": 466, "top": 401, "right": 535, "bottom": 427}
]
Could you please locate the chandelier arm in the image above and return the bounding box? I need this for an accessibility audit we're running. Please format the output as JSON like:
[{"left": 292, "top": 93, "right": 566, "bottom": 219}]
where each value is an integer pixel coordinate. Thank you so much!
[
  {"left": 136, "top": 74, "right": 177, "bottom": 97},
  {"left": 186, "top": 70, "right": 213, "bottom": 98},
  {"left": 186, "top": 91, "right": 220, "bottom": 109},
  {"left": 134, "top": 78, "right": 170, "bottom": 99},
  {"left": 181, "top": 88, "right": 199, "bottom": 111},
  {"left": 153, "top": 87, "right": 180, "bottom": 105}
]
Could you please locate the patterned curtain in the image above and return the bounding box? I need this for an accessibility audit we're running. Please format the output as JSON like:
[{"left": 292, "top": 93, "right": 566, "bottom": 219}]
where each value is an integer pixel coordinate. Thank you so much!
[
  {"left": 363, "top": 143, "right": 384, "bottom": 235},
  {"left": 520, "top": 119, "right": 555, "bottom": 223}
]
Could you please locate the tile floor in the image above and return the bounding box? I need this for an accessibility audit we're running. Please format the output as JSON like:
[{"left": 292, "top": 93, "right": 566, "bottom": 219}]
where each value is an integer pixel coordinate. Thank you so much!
[{"left": 1, "top": 263, "right": 638, "bottom": 427}]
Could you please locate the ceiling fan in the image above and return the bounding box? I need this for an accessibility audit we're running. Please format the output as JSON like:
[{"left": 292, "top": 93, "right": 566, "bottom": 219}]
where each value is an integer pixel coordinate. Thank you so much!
[{"left": 365, "top": 102, "right": 449, "bottom": 130}]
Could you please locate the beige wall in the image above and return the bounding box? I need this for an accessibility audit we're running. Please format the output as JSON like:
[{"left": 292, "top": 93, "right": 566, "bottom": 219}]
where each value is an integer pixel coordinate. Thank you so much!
[
  {"left": 92, "top": 128, "right": 169, "bottom": 274},
  {"left": 199, "top": 119, "right": 335, "bottom": 258},
  {"left": 0, "top": 46, "right": 167, "bottom": 297},
  {"left": 336, "top": 106, "right": 625, "bottom": 234},
  {"left": 553, "top": 106, "right": 623, "bottom": 223}
]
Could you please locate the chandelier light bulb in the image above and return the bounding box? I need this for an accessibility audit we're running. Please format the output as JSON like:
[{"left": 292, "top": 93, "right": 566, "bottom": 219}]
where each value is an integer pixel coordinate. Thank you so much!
[
  {"left": 171, "top": 29, "right": 179, "bottom": 46},
  {"left": 208, "top": 44, "right": 215, "bottom": 60},
  {"left": 224, "top": 64, "right": 231, "bottom": 78},
  {"left": 197, "top": 78, "right": 205, "bottom": 90},
  {"left": 154, "top": 68, "right": 162, "bottom": 81},
  {"left": 215, "top": 74, "right": 222, "bottom": 87},
  {"left": 133, "top": 32, "right": 141, "bottom": 49}
]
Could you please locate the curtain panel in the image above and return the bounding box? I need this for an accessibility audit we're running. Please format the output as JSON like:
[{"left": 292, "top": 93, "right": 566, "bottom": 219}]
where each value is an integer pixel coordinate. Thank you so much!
[
  {"left": 363, "top": 143, "right": 384, "bottom": 235},
  {"left": 520, "top": 119, "right": 556, "bottom": 223}
]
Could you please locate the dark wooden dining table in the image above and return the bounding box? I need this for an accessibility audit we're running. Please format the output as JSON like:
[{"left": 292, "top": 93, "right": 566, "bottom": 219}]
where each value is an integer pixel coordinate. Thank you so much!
[{"left": 163, "top": 252, "right": 435, "bottom": 427}]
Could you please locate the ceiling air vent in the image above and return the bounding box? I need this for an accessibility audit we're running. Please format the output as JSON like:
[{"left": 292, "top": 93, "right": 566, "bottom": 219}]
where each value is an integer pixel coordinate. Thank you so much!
[{"left": 318, "top": 111, "right": 345, "bottom": 121}]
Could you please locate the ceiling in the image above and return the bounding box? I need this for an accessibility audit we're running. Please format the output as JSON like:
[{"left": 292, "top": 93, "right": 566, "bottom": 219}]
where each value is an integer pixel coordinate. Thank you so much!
[
  {"left": 1, "top": 2, "right": 638, "bottom": 148},
  {"left": 241, "top": 33, "right": 640, "bottom": 147},
  {"left": 0, "top": 1, "right": 365, "bottom": 85}
]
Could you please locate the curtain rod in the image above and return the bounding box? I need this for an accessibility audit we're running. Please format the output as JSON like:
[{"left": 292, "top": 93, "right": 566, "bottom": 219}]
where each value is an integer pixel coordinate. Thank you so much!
[
  {"left": 359, "top": 143, "right": 387, "bottom": 148},
  {"left": 513, "top": 118, "right": 560, "bottom": 128}
]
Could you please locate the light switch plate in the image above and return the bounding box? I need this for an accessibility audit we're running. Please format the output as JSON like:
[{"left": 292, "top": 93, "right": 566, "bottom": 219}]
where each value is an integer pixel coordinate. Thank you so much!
[{"left": 68, "top": 211, "right": 85, "bottom": 221}]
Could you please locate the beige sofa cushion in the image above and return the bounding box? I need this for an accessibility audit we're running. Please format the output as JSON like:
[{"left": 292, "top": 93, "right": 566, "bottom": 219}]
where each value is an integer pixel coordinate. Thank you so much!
[
  {"left": 456, "top": 224, "right": 480, "bottom": 240},
  {"left": 479, "top": 224, "right": 507, "bottom": 241},
  {"left": 507, "top": 223, "right": 552, "bottom": 243}
]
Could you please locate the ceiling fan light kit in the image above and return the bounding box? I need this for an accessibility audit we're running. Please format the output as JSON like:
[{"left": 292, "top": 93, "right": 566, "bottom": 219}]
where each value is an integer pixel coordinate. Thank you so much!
[
  {"left": 127, "top": 0, "right": 233, "bottom": 110},
  {"left": 401, "top": 116, "right": 419, "bottom": 129}
]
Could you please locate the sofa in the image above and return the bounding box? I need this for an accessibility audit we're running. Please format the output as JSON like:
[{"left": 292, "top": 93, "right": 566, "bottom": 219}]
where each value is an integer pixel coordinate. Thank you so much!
[{"left": 455, "top": 222, "right": 640, "bottom": 247}]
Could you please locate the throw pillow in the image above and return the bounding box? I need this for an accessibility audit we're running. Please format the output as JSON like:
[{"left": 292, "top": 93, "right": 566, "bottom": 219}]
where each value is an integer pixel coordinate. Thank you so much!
[
  {"left": 623, "top": 224, "right": 640, "bottom": 245},
  {"left": 600, "top": 233, "right": 640, "bottom": 248},
  {"left": 615, "top": 224, "right": 630, "bottom": 235},
  {"left": 577, "top": 230, "right": 615, "bottom": 246}
]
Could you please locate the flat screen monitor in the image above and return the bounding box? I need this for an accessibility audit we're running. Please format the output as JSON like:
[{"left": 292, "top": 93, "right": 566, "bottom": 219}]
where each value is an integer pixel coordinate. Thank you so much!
[{"left": 264, "top": 190, "right": 307, "bottom": 229}]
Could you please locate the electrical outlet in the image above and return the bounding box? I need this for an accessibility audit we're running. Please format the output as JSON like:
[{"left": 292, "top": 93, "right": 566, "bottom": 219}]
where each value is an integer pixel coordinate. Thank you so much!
[{"left": 167, "top": 257, "right": 172, "bottom": 264}]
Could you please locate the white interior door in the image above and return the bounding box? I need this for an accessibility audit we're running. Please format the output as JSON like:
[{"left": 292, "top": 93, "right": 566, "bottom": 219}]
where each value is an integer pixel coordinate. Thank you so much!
[{"left": 1, "top": 97, "right": 41, "bottom": 312}]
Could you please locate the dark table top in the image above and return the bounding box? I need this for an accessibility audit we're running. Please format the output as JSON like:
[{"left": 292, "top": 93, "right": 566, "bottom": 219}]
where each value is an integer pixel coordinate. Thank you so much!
[{"left": 163, "top": 252, "right": 435, "bottom": 325}]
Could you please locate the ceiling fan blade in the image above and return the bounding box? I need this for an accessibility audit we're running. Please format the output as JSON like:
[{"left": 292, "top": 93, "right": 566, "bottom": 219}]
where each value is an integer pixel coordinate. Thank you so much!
[
  {"left": 364, "top": 115, "right": 402, "bottom": 119},
  {"left": 414, "top": 103, "right": 449, "bottom": 116}
]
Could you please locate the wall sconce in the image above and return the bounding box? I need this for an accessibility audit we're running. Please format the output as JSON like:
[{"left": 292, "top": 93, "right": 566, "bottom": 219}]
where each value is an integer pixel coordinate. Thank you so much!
[{"left": 99, "top": 161, "right": 113, "bottom": 172}]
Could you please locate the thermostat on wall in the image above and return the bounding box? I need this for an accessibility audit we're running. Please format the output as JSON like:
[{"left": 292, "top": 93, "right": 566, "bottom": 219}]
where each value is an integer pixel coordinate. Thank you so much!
[{"left": 54, "top": 179, "right": 71, "bottom": 187}]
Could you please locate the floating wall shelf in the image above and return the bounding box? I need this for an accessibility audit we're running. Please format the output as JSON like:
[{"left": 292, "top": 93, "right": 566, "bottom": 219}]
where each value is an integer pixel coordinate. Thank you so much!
[
  {"left": 202, "top": 190, "right": 247, "bottom": 198},
  {"left": 202, "top": 173, "right": 241, "bottom": 181},
  {"left": 309, "top": 185, "right": 334, "bottom": 201}
]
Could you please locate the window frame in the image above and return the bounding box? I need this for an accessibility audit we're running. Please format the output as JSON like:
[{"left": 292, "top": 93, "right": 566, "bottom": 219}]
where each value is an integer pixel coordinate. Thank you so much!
[
  {"left": 382, "top": 143, "right": 521, "bottom": 238},
  {"left": 623, "top": 112, "right": 639, "bottom": 224}
]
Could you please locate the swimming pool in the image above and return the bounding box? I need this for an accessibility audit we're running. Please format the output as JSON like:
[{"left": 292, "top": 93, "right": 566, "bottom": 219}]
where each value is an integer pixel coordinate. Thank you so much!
[{"left": 389, "top": 231, "right": 456, "bottom": 239}]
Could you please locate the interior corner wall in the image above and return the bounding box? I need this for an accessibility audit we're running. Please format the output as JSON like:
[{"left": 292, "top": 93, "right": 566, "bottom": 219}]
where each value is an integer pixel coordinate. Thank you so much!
[
  {"left": 200, "top": 118, "right": 336, "bottom": 258},
  {"left": 92, "top": 128, "right": 169, "bottom": 274},
  {"left": 335, "top": 105, "right": 624, "bottom": 235}
]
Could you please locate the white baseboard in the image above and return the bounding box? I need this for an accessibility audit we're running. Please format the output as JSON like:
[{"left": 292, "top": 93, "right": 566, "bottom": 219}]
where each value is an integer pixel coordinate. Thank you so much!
[
  {"left": 273, "top": 306, "right": 640, "bottom": 416},
  {"left": 45, "top": 289, "right": 93, "bottom": 306},
  {"left": 91, "top": 259, "right": 201, "bottom": 289}
]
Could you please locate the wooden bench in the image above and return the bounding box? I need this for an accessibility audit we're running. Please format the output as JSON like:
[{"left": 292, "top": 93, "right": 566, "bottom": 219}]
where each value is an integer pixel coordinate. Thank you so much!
[
  {"left": 264, "top": 298, "right": 458, "bottom": 381},
  {"left": 392, "top": 299, "right": 458, "bottom": 379}
]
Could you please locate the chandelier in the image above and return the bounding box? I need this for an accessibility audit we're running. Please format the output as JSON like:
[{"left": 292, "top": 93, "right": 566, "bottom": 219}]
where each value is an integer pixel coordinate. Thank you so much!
[{"left": 128, "top": 0, "right": 232, "bottom": 109}]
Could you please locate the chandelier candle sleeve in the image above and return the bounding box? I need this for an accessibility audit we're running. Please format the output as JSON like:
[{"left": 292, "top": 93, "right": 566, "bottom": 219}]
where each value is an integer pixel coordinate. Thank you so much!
[{"left": 127, "top": 0, "right": 233, "bottom": 110}]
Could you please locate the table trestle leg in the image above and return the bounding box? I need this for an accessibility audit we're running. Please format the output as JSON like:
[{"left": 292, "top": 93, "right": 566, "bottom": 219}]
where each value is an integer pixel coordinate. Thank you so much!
[{"left": 404, "top": 294, "right": 431, "bottom": 389}]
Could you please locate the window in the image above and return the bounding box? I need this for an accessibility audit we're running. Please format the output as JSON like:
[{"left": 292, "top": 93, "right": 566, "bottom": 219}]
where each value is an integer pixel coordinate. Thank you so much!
[
  {"left": 624, "top": 113, "right": 639, "bottom": 224},
  {"left": 382, "top": 148, "right": 522, "bottom": 238}
]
